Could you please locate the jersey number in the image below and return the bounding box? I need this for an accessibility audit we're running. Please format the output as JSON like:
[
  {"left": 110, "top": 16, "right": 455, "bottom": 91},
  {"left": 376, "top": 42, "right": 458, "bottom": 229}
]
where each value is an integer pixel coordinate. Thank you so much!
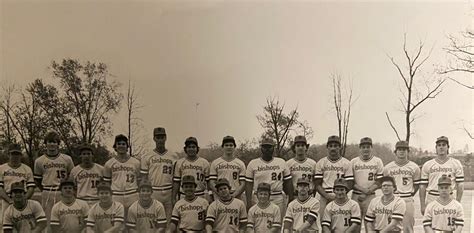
[
  {"left": 228, "top": 216, "right": 239, "bottom": 225},
  {"left": 402, "top": 177, "right": 409, "bottom": 185},
  {"left": 198, "top": 211, "right": 205, "bottom": 220},
  {"left": 232, "top": 172, "right": 239, "bottom": 180},
  {"left": 196, "top": 172, "right": 205, "bottom": 182},
  {"left": 368, "top": 172, "right": 374, "bottom": 181},
  {"left": 91, "top": 180, "right": 99, "bottom": 188},
  {"left": 344, "top": 217, "right": 350, "bottom": 226},
  {"left": 447, "top": 217, "right": 456, "bottom": 226},
  {"left": 271, "top": 172, "right": 282, "bottom": 181},
  {"left": 301, "top": 173, "right": 312, "bottom": 181},
  {"left": 56, "top": 170, "right": 66, "bottom": 179},
  {"left": 163, "top": 166, "right": 173, "bottom": 174},
  {"left": 126, "top": 174, "right": 135, "bottom": 183}
]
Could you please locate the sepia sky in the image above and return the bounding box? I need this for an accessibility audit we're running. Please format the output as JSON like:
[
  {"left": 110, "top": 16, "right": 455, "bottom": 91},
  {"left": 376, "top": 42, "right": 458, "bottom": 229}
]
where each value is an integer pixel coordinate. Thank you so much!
[{"left": 1, "top": 0, "right": 472, "bottom": 153}]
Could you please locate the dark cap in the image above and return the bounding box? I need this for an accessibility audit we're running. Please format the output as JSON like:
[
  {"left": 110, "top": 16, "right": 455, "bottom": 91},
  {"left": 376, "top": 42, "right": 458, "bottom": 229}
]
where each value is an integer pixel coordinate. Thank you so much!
[
  {"left": 215, "top": 178, "right": 231, "bottom": 189},
  {"left": 257, "top": 183, "right": 271, "bottom": 192},
  {"left": 260, "top": 138, "right": 275, "bottom": 146},
  {"left": 395, "top": 141, "right": 409, "bottom": 149},
  {"left": 44, "top": 130, "right": 60, "bottom": 144},
  {"left": 333, "top": 178, "right": 349, "bottom": 190},
  {"left": 221, "top": 136, "right": 236, "bottom": 147},
  {"left": 8, "top": 143, "right": 22, "bottom": 154},
  {"left": 153, "top": 127, "right": 166, "bottom": 136},
  {"left": 378, "top": 176, "right": 396, "bottom": 186},
  {"left": 296, "top": 177, "right": 311, "bottom": 186},
  {"left": 10, "top": 181, "right": 25, "bottom": 192},
  {"left": 78, "top": 144, "right": 93, "bottom": 153},
  {"left": 59, "top": 177, "right": 76, "bottom": 189},
  {"left": 438, "top": 174, "right": 452, "bottom": 186},
  {"left": 359, "top": 137, "right": 373, "bottom": 146},
  {"left": 294, "top": 135, "right": 308, "bottom": 145},
  {"left": 436, "top": 136, "right": 449, "bottom": 145},
  {"left": 181, "top": 175, "right": 196, "bottom": 186},
  {"left": 138, "top": 179, "right": 153, "bottom": 190},
  {"left": 327, "top": 135, "right": 341, "bottom": 145},
  {"left": 96, "top": 180, "right": 112, "bottom": 192},
  {"left": 185, "top": 137, "right": 198, "bottom": 147}
]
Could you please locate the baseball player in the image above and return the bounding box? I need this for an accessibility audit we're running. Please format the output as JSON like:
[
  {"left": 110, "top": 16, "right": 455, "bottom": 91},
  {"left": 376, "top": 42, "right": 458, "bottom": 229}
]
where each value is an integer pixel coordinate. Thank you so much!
[
  {"left": 383, "top": 140, "right": 421, "bottom": 233},
  {"left": 283, "top": 178, "right": 320, "bottom": 233},
  {"left": 205, "top": 178, "right": 247, "bottom": 233},
  {"left": 86, "top": 180, "right": 125, "bottom": 233},
  {"left": 423, "top": 175, "right": 464, "bottom": 233},
  {"left": 140, "top": 127, "right": 177, "bottom": 223},
  {"left": 169, "top": 175, "right": 209, "bottom": 233},
  {"left": 0, "top": 143, "right": 35, "bottom": 229},
  {"left": 126, "top": 179, "right": 167, "bottom": 233},
  {"left": 247, "top": 182, "right": 282, "bottom": 233},
  {"left": 70, "top": 144, "right": 104, "bottom": 207},
  {"left": 348, "top": 137, "right": 383, "bottom": 228},
  {"left": 245, "top": 138, "right": 293, "bottom": 217},
  {"left": 314, "top": 135, "right": 352, "bottom": 223},
  {"left": 365, "top": 176, "right": 406, "bottom": 232},
  {"left": 420, "top": 136, "right": 464, "bottom": 215},
  {"left": 50, "top": 178, "right": 89, "bottom": 233},
  {"left": 172, "top": 137, "right": 210, "bottom": 204},
  {"left": 209, "top": 136, "right": 246, "bottom": 201},
  {"left": 103, "top": 134, "right": 140, "bottom": 213},
  {"left": 286, "top": 135, "right": 317, "bottom": 195},
  {"left": 34, "top": 130, "right": 74, "bottom": 231},
  {"left": 2, "top": 181, "right": 47, "bottom": 233},
  {"left": 322, "top": 178, "right": 361, "bottom": 233}
]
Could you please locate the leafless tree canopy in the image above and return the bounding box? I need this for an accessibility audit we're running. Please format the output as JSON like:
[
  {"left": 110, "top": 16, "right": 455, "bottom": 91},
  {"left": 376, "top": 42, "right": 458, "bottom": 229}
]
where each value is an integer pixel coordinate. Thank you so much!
[
  {"left": 440, "top": 30, "right": 474, "bottom": 89},
  {"left": 126, "top": 79, "right": 147, "bottom": 158}
]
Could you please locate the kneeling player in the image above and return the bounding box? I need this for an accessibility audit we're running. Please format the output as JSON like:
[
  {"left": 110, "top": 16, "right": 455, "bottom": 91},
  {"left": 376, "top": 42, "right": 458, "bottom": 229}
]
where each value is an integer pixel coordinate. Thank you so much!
[
  {"left": 247, "top": 182, "right": 282, "bottom": 233},
  {"left": 86, "top": 181, "right": 125, "bottom": 233},
  {"left": 205, "top": 178, "right": 247, "bottom": 233},
  {"left": 322, "top": 178, "right": 361, "bottom": 233},
  {"left": 284, "top": 178, "right": 320, "bottom": 233},
  {"left": 423, "top": 174, "right": 464, "bottom": 233}
]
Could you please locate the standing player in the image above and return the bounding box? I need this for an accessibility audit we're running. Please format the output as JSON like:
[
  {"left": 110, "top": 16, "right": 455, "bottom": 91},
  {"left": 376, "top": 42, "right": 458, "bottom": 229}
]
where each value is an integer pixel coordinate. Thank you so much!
[
  {"left": 34, "top": 131, "right": 74, "bottom": 231},
  {"left": 246, "top": 138, "right": 293, "bottom": 217},
  {"left": 50, "top": 178, "right": 89, "bottom": 233},
  {"left": 247, "top": 182, "right": 282, "bottom": 233},
  {"left": 314, "top": 135, "right": 352, "bottom": 222},
  {"left": 140, "top": 127, "right": 177, "bottom": 222},
  {"left": 365, "top": 176, "right": 406, "bottom": 232},
  {"left": 0, "top": 143, "right": 35, "bottom": 229},
  {"left": 420, "top": 136, "right": 464, "bottom": 215},
  {"left": 286, "top": 135, "right": 317, "bottom": 196},
  {"left": 423, "top": 175, "right": 464, "bottom": 233},
  {"left": 172, "top": 137, "right": 210, "bottom": 204},
  {"left": 384, "top": 141, "right": 421, "bottom": 233},
  {"left": 169, "top": 175, "right": 209, "bottom": 233},
  {"left": 70, "top": 144, "right": 104, "bottom": 207},
  {"left": 86, "top": 181, "right": 125, "bottom": 233},
  {"left": 126, "top": 179, "right": 167, "bottom": 233},
  {"left": 205, "top": 178, "right": 247, "bottom": 233},
  {"left": 283, "top": 178, "right": 320, "bottom": 233},
  {"left": 209, "top": 136, "right": 246, "bottom": 201},
  {"left": 103, "top": 134, "right": 140, "bottom": 214},
  {"left": 348, "top": 137, "right": 383, "bottom": 228},
  {"left": 322, "top": 178, "right": 361, "bottom": 233},
  {"left": 2, "top": 181, "right": 47, "bottom": 233}
]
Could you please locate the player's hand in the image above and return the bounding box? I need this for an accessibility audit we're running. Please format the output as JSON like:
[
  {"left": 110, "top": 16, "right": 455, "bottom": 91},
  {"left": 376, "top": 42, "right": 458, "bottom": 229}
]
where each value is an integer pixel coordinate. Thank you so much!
[
  {"left": 326, "top": 193, "right": 336, "bottom": 201},
  {"left": 421, "top": 204, "right": 426, "bottom": 215}
]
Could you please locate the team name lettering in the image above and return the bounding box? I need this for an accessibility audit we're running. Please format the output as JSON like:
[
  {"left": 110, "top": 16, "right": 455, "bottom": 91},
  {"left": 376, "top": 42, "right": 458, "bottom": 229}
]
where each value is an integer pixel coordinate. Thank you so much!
[
  {"left": 354, "top": 164, "right": 379, "bottom": 171},
  {"left": 323, "top": 165, "right": 344, "bottom": 173},
  {"left": 330, "top": 209, "right": 352, "bottom": 215},
  {"left": 388, "top": 169, "right": 414, "bottom": 176},
  {"left": 433, "top": 208, "right": 457, "bottom": 215},
  {"left": 151, "top": 158, "right": 173, "bottom": 165},
  {"left": 179, "top": 205, "right": 204, "bottom": 212},
  {"left": 217, "top": 208, "right": 238, "bottom": 214},
  {"left": 95, "top": 213, "right": 115, "bottom": 220},
  {"left": 44, "top": 163, "right": 66, "bottom": 170},
  {"left": 59, "top": 209, "right": 83, "bottom": 216},
  {"left": 216, "top": 164, "right": 240, "bottom": 170},
  {"left": 11, "top": 213, "right": 34, "bottom": 222},
  {"left": 372, "top": 207, "right": 393, "bottom": 215},
  {"left": 429, "top": 167, "right": 452, "bottom": 173},
  {"left": 182, "top": 164, "right": 203, "bottom": 171},
  {"left": 291, "top": 206, "right": 311, "bottom": 213},
  {"left": 3, "top": 170, "right": 29, "bottom": 179},
  {"left": 111, "top": 165, "right": 135, "bottom": 172},
  {"left": 290, "top": 166, "right": 313, "bottom": 172},
  {"left": 257, "top": 165, "right": 280, "bottom": 172},
  {"left": 77, "top": 173, "right": 101, "bottom": 180}
]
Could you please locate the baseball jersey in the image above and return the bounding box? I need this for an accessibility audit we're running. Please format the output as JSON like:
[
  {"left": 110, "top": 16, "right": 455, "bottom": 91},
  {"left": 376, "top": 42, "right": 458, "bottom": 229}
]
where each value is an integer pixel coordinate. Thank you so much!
[
  {"left": 364, "top": 196, "right": 406, "bottom": 231},
  {"left": 209, "top": 157, "right": 246, "bottom": 192},
  {"left": 247, "top": 202, "right": 281, "bottom": 232},
  {"left": 70, "top": 164, "right": 104, "bottom": 201},
  {"left": 322, "top": 199, "right": 361, "bottom": 232},
  {"left": 86, "top": 201, "right": 124, "bottom": 232},
  {"left": 0, "top": 163, "right": 35, "bottom": 194},
  {"left": 420, "top": 157, "right": 464, "bottom": 195},
  {"left": 126, "top": 199, "right": 167, "bottom": 232},
  {"left": 34, "top": 153, "right": 74, "bottom": 191},
  {"left": 170, "top": 196, "right": 209, "bottom": 231},
  {"left": 245, "top": 157, "right": 292, "bottom": 194},
  {"left": 3, "top": 200, "right": 47, "bottom": 232},
  {"left": 349, "top": 156, "right": 383, "bottom": 195},
  {"left": 423, "top": 198, "right": 464, "bottom": 231},
  {"left": 173, "top": 157, "right": 210, "bottom": 195},
  {"left": 50, "top": 199, "right": 89, "bottom": 233},
  {"left": 284, "top": 196, "right": 320, "bottom": 232},
  {"left": 140, "top": 149, "right": 177, "bottom": 193},
  {"left": 384, "top": 161, "right": 421, "bottom": 198},
  {"left": 103, "top": 156, "right": 140, "bottom": 195},
  {"left": 314, "top": 156, "right": 351, "bottom": 194},
  {"left": 205, "top": 197, "right": 247, "bottom": 233},
  {"left": 286, "top": 157, "right": 317, "bottom": 191}
]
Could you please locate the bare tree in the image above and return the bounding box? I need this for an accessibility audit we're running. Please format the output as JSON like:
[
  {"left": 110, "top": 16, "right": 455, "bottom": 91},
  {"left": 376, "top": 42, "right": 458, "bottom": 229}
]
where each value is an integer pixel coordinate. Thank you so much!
[
  {"left": 386, "top": 35, "right": 446, "bottom": 143},
  {"left": 0, "top": 84, "right": 17, "bottom": 144},
  {"left": 331, "top": 73, "right": 356, "bottom": 157},
  {"left": 439, "top": 30, "right": 474, "bottom": 89},
  {"left": 126, "top": 79, "right": 146, "bottom": 158}
]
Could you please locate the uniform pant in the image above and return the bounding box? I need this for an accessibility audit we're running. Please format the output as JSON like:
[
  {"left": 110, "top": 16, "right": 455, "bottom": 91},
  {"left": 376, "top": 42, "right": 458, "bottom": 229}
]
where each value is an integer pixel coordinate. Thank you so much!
[
  {"left": 402, "top": 197, "right": 415, "bottom": 233},
  {"left": 152, "top": 190, "right": 173, "bottom": 224},
  {"left": 351, "top": 192, "right": 376, "bottom": 233},
  {"left": 112, "top": 192, "right": 139, "bottom": 213},
  {"left": 41, "top": 190, "right": 61, "bottom": 233}
]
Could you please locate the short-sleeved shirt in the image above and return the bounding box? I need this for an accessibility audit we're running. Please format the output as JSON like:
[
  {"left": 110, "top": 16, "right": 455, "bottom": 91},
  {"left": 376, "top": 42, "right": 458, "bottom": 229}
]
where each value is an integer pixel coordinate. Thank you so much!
[
  {"left": 365, "top": 196, "right": 406, "bottom": 231},
  {"left": 205, "top": 198, "right": 247, "bottom": 233},
  {"left": 50, "top": 199, "right": 89, "bottom": 233},
  {"left": 70, "top": 164, "right": 104, "bottom": 201},
  {"left": 284, "top": 196, "right": 320, "bottom": 232},
  {"left": 245, "top": 157, "right": 292, "bottom": 194},
  {"left": 3, "top": 200, "right": 47, "bottom": 232},
  {"left": 209, "top": 157, "right": 246, "bottom": 192},
  {"left": 171, "top": 196, "right": 209, "bottom": 231},
  {"left": 322, "top": 199, "right": 361, "bottom": 232},
  {"left": 173, "top": 157, "right": 210, "bottom": 195},
  {"left": 0, "top": 163, "right": 35, "bottom": 194},
  {"left": 86, "top": 201, "right": 124, "bottom": 232},
  {"left": 384, "top": 161, "right": 421, "bottom": 198},
  {"left": 286, "top": 158, "right": 317, "bottom": 191},
  {"left": 103, "top": 156, "right": 140, "bottom": 195},
  {"left": 349, "top": 156, "right": 384, "bottom": 195},
  {"left": 314, "top": 156, "right": 351, "bottom": 194},
  {"left": 423, "top": 198, "right": 464, "bottom": 231},
  {"left": 247, "top": 202, "right": 281, "bottom": 232},
  {"left": 126, "top": 199, "right": 167, "bottom": 232},
  {"left": 34, "top": 153, "right": 74, "bottom": 190},
  {"left": 140, "top": 149, "right": 177, "bottom": 193},
  {"left": 420, "top": 157, "right": 464, "bottom": 195}
]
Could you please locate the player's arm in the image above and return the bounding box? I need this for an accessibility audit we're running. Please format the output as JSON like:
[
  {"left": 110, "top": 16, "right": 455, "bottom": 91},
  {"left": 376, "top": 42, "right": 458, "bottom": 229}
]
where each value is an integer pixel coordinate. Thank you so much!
[
  {"left": 423, "top": 225, "right": 435, "bottom": 233},
  {"left": 0, "top": 186, "right": 12, "bottom": 204},
  {"left": 33, "top": 159, "right": 44, "bottom": 191},
  {"left": 283, "top": 178, "right": 294, "bottom": 202},
  {"left": 419, "top": 164, "right": 429, "bottom": 214},
  {"left": 50, "top": 204, "right": 61, "bottom": 233},
  {"left": 314, "top": 178, "right": 332, "bottom": 200},
  {"left": 172, "top": 161, "right": 181, "bottom": 205},
  {"left": 321, "top": 206, "right": 332, "bottom": 233},
  {"left": 456, "top": 181, "right": 464, "bottom": 202},
  {"left": 295, "top": 215, "right": 316, "bottom": 232},
  {"left": 345, "top": 203, "right": 362, "bottom": 233},
  {"left": 379, "top": 218, "right": 401, "bottom": 232}
]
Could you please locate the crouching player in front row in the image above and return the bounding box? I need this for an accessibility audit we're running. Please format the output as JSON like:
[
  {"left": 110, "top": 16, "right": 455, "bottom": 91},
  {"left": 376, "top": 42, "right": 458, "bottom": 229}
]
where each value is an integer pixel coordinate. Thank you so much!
[
  {"left": 86, "top": 181, "right": 124, "bottom": 233},
  {"left": 423, "top": 174, "right": 464, "bottom": 233},
  {"left": 284, "top": 178, "right": 320, "bottom": 233},
  {"left": 322, "top": 178, "right": 361, "bottom": 233},
  {"left": 247, "top": 182, "right": 282, "bottom": 233}
]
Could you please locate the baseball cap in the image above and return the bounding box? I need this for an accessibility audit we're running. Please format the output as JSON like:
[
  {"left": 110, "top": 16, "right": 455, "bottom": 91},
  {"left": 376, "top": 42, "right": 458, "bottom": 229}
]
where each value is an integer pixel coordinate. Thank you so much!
[
  {"left": 221, "top": 136, "right": 236, "bottom": 147},
  {"left": 10, "top": 181, "right": 25, "bottom": 192},
  {"left": 378, "top": 176, "right": 396, "bottom": 186},
  {"left": 260, "top": 138, "right": 275, "bottom": 146},
  {"left": 333, "top": 178, "right": 349, "bottom": 190},
  {"left": 138, "top": 179, "right": 153, "bottom": 190},
  {"left": 59, "top": 177, "right": 76, "bottom": 189},
  {"left": 44, "top": 130, "right": 60, "bottom": 144},
  {"left": 153, "top": 127, "right": 166, "bottom": 136},
  {"left": 181, "top": 175, "right": 196, "bottom": 186},
  {"left": 78, "top": 144, "right": 93, "bottom": 153},
  {"left": 185, "top": 137, "right": 198, "bottom": 147},
  {"left": 8, "top": 143, "right": 22, "bottom": 154},
  {"left": 438, "top": 175, "right": 452, "bottom": 186},
  {"left": 359, "top": 137, "right": 372, "bottom": 146},
  {"left": 294, "top": 135, "right": 308, "bottom": 145},
  {"left": 215, "top": 178, "right": 231, "bottom": 189},
  {"left": 257, "top": 183, "right": 271, "bottom": 192},
  {"left": 326, "top": 135, "right": 341, "bottom": 145},
  {"left": 96, "top": 180, "right": 112, "bottom": 192},
  {"left": 395, "top": 141, "right": 409, "bottom": 149},
  {"left": 436, "top": 136, "right": 449, "bottom": 145},
  {"left": 296, "top": 177, "right": 311, "bottom": 186}
]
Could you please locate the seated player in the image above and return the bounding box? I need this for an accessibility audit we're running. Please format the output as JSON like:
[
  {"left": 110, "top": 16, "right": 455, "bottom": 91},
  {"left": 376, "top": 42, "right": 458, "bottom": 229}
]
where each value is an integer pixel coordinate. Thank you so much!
[
  {"left": 86, "top": 181, "right": 125, "bottom": 233},
  {"left": 284, "top": 178, "right": 320, "bottom": 233},
  {"left": 247, "top": 182, "right": 282, "bottom": 233}
]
